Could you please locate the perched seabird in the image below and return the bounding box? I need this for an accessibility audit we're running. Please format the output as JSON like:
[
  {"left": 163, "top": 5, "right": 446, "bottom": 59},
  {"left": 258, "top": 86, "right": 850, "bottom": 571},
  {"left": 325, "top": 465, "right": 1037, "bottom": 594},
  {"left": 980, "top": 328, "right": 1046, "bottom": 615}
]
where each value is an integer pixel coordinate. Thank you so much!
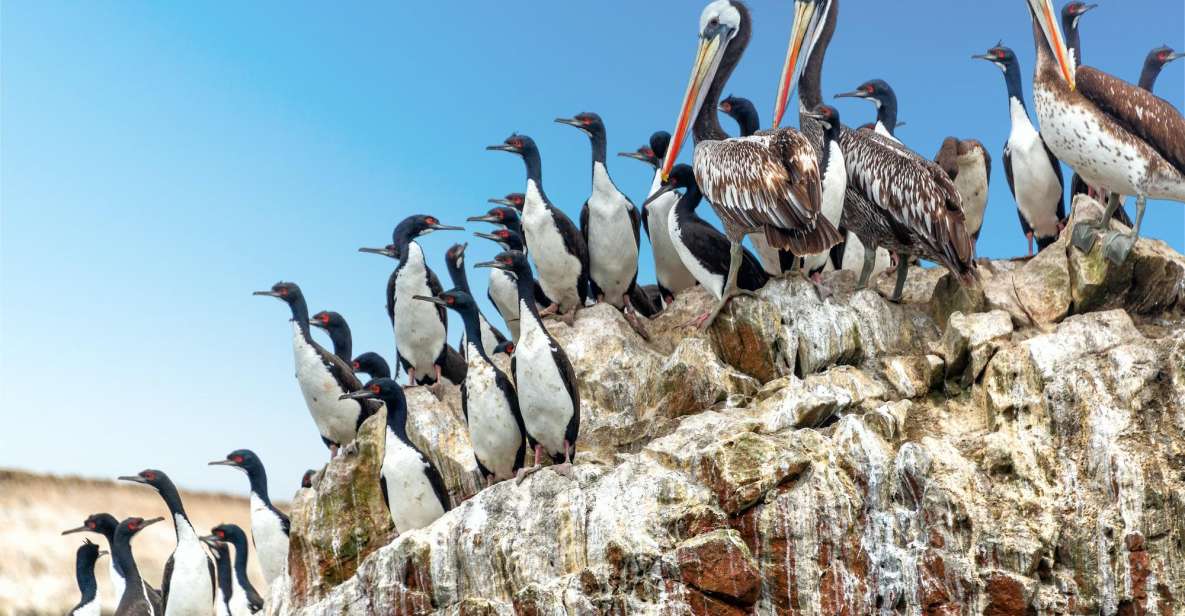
[
  {"left": 487, "top": 134, "right": 590, "bottom": 324},
  {"left": 443, "top": 242, "right": 509, "bottom": 356},
  {"left": 1139, "top": 45, "right": 1184, "bottom": 92},
  {"left": 208, "top": 450, "right": 289, "bottom": 588},
  {"left": 718, "top": 95, "right": 760, "bottom": 137},
  {"left": 1024, "top": 0, "right": 1185, "bottom": 263},
  {"left": 1060, "top": 1, "right": 1097, "bottom": 70},
  {"left": 975, "top": 44, "right": 1066, "bottom": 256},
  {"left": 111, "top": 517, "right": 165, "bottom": 616},
  {"left": 118, "top": 470, "right": 214, "bottom": 616},
  {"left": 780, "top": 0, "right": 975, "bottom": 301},
  {"left": 202, "top": 539, "right": 235, "bottom": 616},
  {"left": 68, "top": 540, "right": 106, "bottom": 616},
  {"left": 471, "top": 226, "right": 531, "bottom": 340},
  {"left": 359, "top": 214, "right": 464, "bottom": 388},
  {"left": 351, "top": 352, "right": 392, "bottom": 380},
  {"left": 647, "top": 164, "right": 769, "bottom": 327},
  {"left": 935, "top": 137, "right": 992, "bottom": 245},
  {"left": 834, "top": 79, "right": 902, "bottom": 142},
  {"left": 341, "top": 379, "right": 451, "bottom": 532},
  {"left": 798, "top": 105, "right": 849, "bottom": 291},
  {"left": 415, "top": 289, "right": 526, "bottom": 486},
  {"left": 203, "top": 525, "right": 264, "bottom": 615},
  {"left": 300, "top": 469, "right": 316, "bottom": 489},
  {"left": 661, "top": 0, "right": 841, "bottom": 326},
  {"left": 489, "top": 192, "right": 525, "bottom": 212},
  {"left": 618, "top": 131, "right": 697, "bottom": 305},
  {"left": 475, "top": 251, "right": 580, "bottom": 481},
  {"left": 63, "top": 513, "right": 129, "bottom": 601},
  {"left": 254, "top": 281, "right": 378, "bottom": 455},
  {"left": 309, "top": 310, "right": 352, "bottom": 364}
]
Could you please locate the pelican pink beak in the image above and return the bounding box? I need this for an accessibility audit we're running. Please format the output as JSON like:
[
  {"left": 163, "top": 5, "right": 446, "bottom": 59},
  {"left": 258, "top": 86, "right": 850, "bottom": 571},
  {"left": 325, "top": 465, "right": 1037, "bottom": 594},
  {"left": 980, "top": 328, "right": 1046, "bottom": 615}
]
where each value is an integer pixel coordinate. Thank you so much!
[{"left": 1028, "top": 0, "right": 1076, "bottom": 89}]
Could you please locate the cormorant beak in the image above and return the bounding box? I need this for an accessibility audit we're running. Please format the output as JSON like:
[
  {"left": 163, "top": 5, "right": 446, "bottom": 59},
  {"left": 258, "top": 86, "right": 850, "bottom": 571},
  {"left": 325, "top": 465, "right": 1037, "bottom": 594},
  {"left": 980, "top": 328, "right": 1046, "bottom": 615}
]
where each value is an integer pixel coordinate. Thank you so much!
[
  {"left": 833, "top": 90, "right": 868, "bottom": 100},
  {"left": 473, "top": 231, "right": 501, "bottom": 242},
  {"left": 428, "top": 223, "right": 464, "bottom": 232},
  {"left": 1028, "top": 0, "right": 1075, "bottom": 89},
  {"left": 413, "top": 294, "right": 449, "bottom": 306},
  {"left": 140, "top": 517, "right": 165, "bottom": 529},
  {"left": 339, "top": 389, "right": 377, "bottom": 401},
  {"left": 642, "top": 183, "right": 680, "bottom": 208},
  {"left": 358, "top": 246, "right": 398, "bottom": 258},
  {"left": 208, "top": 459, "right": 238, "bottom": 467},
  {"left": 252, "top": 290, "right": 280, "bottom": 298},
  {"left": 617, "top": 150, "right": 653, "bottom": 163},
  {"left": 61, "top": 526, "right": 88, "bottom": 535},
  {"left": 486, "top": 197, "right": 515, "bottom": 207},
  {"left": 98, "top": 550, "right": 109, "bottom": 558},
  {"left": 774, "top": 0, "right": 827, "bottom": 128},
  {"left": 554, "top": 117, "right": 590, "bottom": 134},
  {"left": 468, "top": 214, "right": 499, "bottom": 223},
  {"left": 1076, "top": 3, "right": 1098, "bottom": 15},
  {"left": 473, "top": 259, "right": 508, "bottom": 271},
  {"left": 970, "top": 53, "right": 992, "bottom": 62},
  {"left": 117, "top": 475, "right": 149, "bottom": 485},
  {"left": 1168, "top": 51, "right": 1185, "bottom": 63},
  {"left": 662, "top": 25, "right": 734, "bottom": 181},
  {"left": 486, "top": 143, "right": 519, "bottom": 153}
]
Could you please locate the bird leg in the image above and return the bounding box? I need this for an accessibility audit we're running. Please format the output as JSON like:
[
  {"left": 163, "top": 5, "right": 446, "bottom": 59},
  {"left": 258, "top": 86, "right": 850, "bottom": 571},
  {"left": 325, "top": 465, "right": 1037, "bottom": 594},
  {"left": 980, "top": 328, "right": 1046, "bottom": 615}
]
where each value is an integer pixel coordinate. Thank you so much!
[
  {"left": 538, "top": 303, "right": 559, "bottom": 318},
  {"left": 1026, "top": 232, "right": 1035, "bottom": 258},
  {"left": 551, "top": 440, "right": 574, "bottom": 478},
  {"left": 407, "top": 368, "right": 417, "bottom": 387},
  {"left": 701, "top": 241, "right": 756, "bottom": 330},
  {"left": 810, "top": 270, "right": 833, "bottom": 301},
  {"left": 681, "top": 312, "right": 713, "bottom": 329},
  {"left": 857, "top": 241, "right": 878, "bottom": 290},
  {"left": 880, "top": 252, "right": 911, "bottom": 303},
  {"left": 430, "top": 365, "right": 446, "bottom": 399},
  {"left": 560, "top": 306, "right": 578, "bottom": 326},
  {"left": 1072, "top": 193, "right": 1122, "bottom": 253},
  {"left": 341, "top": 441, "right": 359, "bottom": 457},
  {"left": 328, "top": 443, "right": 340, "bottom": 459},
  {"left": 515, "top": 445, "right": 545, "bottom": 484},
  {"left": 1103, "top": 194, "right": 1145, "bottom": 265},
  {"left": 621, "top": 294, "right": 651, "bottom": 341}
]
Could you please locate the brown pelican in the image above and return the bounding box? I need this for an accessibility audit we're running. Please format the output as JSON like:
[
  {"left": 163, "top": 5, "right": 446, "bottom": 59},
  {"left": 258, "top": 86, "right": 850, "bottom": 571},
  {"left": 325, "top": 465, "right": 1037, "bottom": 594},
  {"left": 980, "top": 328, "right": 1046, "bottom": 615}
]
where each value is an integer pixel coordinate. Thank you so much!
[
  {"left": 935, "top": 137, "right": 992, "bottom": 248},
  {"left": 1026, "top": 0, "right": 1185, "bottom": 263},
  {"left": 775, "top": 0, "right": 976, "bottom": 301},
  {"left": 661, "top": 0, "right": 841, "bottom": 327}
]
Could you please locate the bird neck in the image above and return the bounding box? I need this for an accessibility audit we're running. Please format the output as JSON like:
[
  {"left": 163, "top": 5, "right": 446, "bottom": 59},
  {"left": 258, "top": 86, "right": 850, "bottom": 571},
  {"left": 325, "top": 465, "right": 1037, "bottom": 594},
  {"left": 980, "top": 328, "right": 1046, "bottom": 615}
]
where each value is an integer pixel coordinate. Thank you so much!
[
  {"left": 287, "top": 296, "right": 311, "bottom": 338},
  {"left": 156, "top": 484, "right": 191, "bottom": 532},
  {"left": 1061, "top": 13, "right": 1081, "bottom": 65},
  {"left": 675, "top": 182, "right": 705, "bottom": 221},
  {"left": 1138, "top": 61, "right": 1160, "bottom": 91},
  {"left": 800, "top": 0, "right": 837, "bottom": 111},
  {"left": 327, "top": 326, "right": 352, "bottom": 363},
  {"left": 514, "top": 269, "right": 544, "bottom": 320},
  {"left": 75, "top": 554, "right": 99, "bottom": 604},
  {"left": 734, "top": 105, "right": 760, "bottom": 137},
  {"left": 246, "top": 465, "right": 272, "bottom": 507},
  {"left": 111, "top": 534, "right": 143, "bottom": 589},
  {"left": 460, "top": 309, "right": 490, "bottom": 361},
  {"left": 213, "top": 547, "right": 233, "bottom": 602},
  {"left": 694, "top": 21, "right": 749, "bottom": 143},
  {"left": 384, "top": 398, "right": 411, "bottom": 443},
  {"left": 521, "top": 148, "right": 543, "bottom": 185},
  {"left": 447, "top": 257, "right": 471, "bottom": 294},
  {"left": 588, "top": 131, "right": 607, "bottom": 165},
  {"left": 876, "top": 97, "right": 897, "bottom": 135},
  {"left": 1003, "top": 61, "right": 1028, "bottom": 113},
  {"left": 229, "top": 537, "right": 254, "bottom": 589}
]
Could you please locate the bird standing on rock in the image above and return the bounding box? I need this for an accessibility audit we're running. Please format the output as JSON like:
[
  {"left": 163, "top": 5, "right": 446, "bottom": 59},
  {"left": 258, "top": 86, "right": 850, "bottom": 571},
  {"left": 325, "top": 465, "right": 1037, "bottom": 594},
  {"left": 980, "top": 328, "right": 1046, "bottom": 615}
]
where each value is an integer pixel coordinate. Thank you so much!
[
  {"left": 935, "top": 137, "right": 992, "bottom": 246},
  {"left": 110, "top": 517, "right": 165, "bottom": 616},
  {"left": 341, "top": 379, "right": 452, "bottom": 533},
  {"left": 476, "top": 251, "right": 580, "bottom": 481},
  {"left": 254, "top": 281, "right": 378, "bottom": 455},
  {"left": 416, "top": 289, "right": 526, "bottom": 486},
  {"left": 208, "top": 449, "right": 289, "bottom": 588},
  {"left": 68, "top": 540, "right": 106, "bottom": 616}
]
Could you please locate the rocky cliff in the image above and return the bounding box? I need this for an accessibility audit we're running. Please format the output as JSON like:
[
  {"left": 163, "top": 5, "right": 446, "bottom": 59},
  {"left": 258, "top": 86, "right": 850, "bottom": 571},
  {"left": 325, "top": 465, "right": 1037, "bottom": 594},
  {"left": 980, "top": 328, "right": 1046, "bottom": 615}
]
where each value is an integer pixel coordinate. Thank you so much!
[{"left": 268, "top": 200, "right": 1185, "bottom": 615}]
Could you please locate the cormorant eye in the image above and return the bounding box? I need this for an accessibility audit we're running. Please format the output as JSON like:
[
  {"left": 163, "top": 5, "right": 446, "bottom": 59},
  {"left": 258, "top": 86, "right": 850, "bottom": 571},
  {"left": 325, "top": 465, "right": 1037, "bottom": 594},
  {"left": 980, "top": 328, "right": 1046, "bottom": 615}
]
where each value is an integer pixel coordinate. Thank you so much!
[
  {"left": 425, "top": 217, "right": 437, "bottom": 226},
  {"left": 352, "top": 361, "right": 361, "bottom": 369},
  {"left": 232, "top": 455, "right": 244, "bottom": 464},
  {"left": 865, "top": 85, "right": 874, "bottom": 94},
  {"left": 446, "top": 296, "right": 455, "bottom": 305},
  {"left": 369, "top": 384, "right": 381, "bottom": 394}
]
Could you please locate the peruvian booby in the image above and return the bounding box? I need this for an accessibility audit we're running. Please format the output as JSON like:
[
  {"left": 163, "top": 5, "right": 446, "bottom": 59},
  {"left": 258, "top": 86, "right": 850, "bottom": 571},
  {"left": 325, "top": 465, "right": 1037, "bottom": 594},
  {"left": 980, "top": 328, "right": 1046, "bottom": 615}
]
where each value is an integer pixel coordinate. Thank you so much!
[
  {"left": 487, "top": 134, "right": 590, "bottom": 324},
  {"left": 208, "top": 450, "right": 289, "bottom": 589},
  {"left": 254, "top": 281, "right": 378, "bottom": 455}
]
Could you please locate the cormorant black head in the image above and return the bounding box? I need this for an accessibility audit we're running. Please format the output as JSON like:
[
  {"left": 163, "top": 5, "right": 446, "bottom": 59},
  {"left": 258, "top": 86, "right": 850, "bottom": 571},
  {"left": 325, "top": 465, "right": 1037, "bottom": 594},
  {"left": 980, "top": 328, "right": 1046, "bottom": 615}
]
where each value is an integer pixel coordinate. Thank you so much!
[
  {"left": 1146, "top": 45, "right": 1183, "bottom": 70},
  {"left": 555, "top": 112, "right": 606, "bottom": 139},
  {"left": 208, "top": 449, "right": 262, "bottom": 475},
  {"left": 467, "top": 206, "right": 521, "bottom": 227},
  {"left": 309, "top": 311, "right": 347, "bottom": 335},
  {"left": 972, "top": 43, "right": 1021, "bottom": 74},
  {"left": 473, "top": 250, "right": 531, "bottom": 277},
  {"left": 118, "top": 468, "right": 177, "bottom": 494},
  {"left": 486, "top": 133, "right": 537, "bottom": 158},
  {"left": 75, "top": 539, "right": 107, "bottom": 567},
  {"left": 493, "top": 340, "right": 516, "bottom": 356},
  {"left": 644, "top": 163, "right": 697, "bottom": 208},
  {"left": 339, "top": 377, "right": 401, "bottom": 402},
  {"left": 834, "top": 79, "right": 895, "bottom": 108},
  {"left": 445, "top": 243, "right": 468, "bottom": 270},
  {"left": 115, "top": 516, "right": 164, "bottom": 540},
  {"left": 207, "top": 523, "right": 249, "bottom": 547},
  {"left": 804, "top": 104, "right": 841, "bottom": 137},
  {"left": 62, "top": 513, "right": 119, "bottom": 539},
  {"left": 252, "top": 281, "right": 303, "bottom": 305},
  {"left": 352, "top": 352, "right": 391, "bottom": 379},
  {"left": 473, "top": 227, "right": 525, "bottom": 252},
  {"left": 1060, "top": 1, "right": 1096, "bottom": 25},
  {"left": 413, "top": 288, "right": 478, "bottom": 315},
  {"left": 718, "top": 95, "right": 760, "bottom": 136},
  {"left": 301, "top": 469, "right": 316, "bottom": 488},
  {"left": 394, "top": 214, "right": 463, "bottom": 244},
  {"left": 488, "top": 193, "right": 525, "bottom": 210},
  {"left": 618, "top": 143, "right": 660, "bottom": 168}
]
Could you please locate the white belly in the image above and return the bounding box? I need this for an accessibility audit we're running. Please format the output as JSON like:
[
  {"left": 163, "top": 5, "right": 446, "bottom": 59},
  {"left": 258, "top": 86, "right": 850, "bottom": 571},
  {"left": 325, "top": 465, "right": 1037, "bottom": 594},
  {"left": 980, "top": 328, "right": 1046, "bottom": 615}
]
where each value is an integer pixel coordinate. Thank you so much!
[
  {"left": 1034, "top": 86, "right": 1146, "bottom": 197},
  {"left": 71, "top": 598, "right": 100, "bottom": 616},
  {"left": 523, "top": 182, "right": 583, "bottom": 311},
  {"left": 393, "top": 247, "right": 447, "bottom": 378},
  {"left": 164, "top": 520, "right": 213, "bottom": 616},
  {"left": 382, "top": 429, "right": 446, "bottom": 532},
  {"left": 215, "top": 599, "right": 231, "bottom": 616},
  {"left": 513, "top": 310, "right": 576, "bottom": 455},
  {"left": 586, "top": 165, "right": 639, "bottom": 306},
  {"left": 228, "top": 574, "right": 252, "bottom": 616},
  {"left": 464, "top": 345, "right": 523, "bottom": 479},
  {"left": 292, "top": 325, "right": 360, "bottom": 446},
  {"left": 109, "top": 559, "right": 126, "bottom": 607},
  {"left": 1008, "top": 135, "right": 1063, "bottom": 238},
  {"left": 669, "top": 208, "right": 725, "bottom": 299},
  {"left": 489, "top": 270, "right": 520, "bottom": 340},
  {"left": 645, "top": 194, "right": 696, "bottom": 296},
  {"left": 955, "top": 156, "right": 989, "bottom": 237},
  {"left": 250, "top": 494, "right": 288, "bottom": 588},
  {"left": 804, "top": 143, "right": 847, "bottom": 274}
]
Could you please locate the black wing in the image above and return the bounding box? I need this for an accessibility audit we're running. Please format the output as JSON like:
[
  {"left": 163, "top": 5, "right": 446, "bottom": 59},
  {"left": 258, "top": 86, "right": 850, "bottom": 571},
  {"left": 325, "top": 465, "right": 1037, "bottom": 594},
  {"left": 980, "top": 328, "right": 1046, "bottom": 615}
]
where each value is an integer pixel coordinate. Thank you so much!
[
  {"left": 548, "top": 332, "right": 581, "bottom": 452},
  {"left": 1040, "top": 137, "right": 1067, "bottom": 222},
  {"left": 426, "top": 266, "right": 447, "bottom": 331},
  {"left": 273, "top": 505, "right": 291, "bottom": 536},
  {"left": 641, "top": 202, "right": 652, "bottom": 239},
  {"left": 207, "top": 555, "right": 216, "bottom": 603},
  {"left": 551, "top": 205, "right": 592, "bottom": 303},
  {"left": 1003, "top": 142, "right": 1018, "bottom": 202},
  {"left": 627, "top": 200, "right": 642, "bottom": 249},
  {"left": 494, "top": 365, "right": 527, "bottom": 473},
  {"left": 438, "top": 344, "right": 467, "bottom": 385},
  {"left": 385, "top": 269, "right": 398, "bottom": 325},
  {"left": 161, "top": 555, "right": 174, "bottom": 612},
  {"left": 379, "top": 475, "right": 390, "bottom": 515},
  {"left": 418, "top": 449, "right": 453, "bottom": 513},
  {"left": 580, "top": 201, "right": 590, "bottom": 246}
]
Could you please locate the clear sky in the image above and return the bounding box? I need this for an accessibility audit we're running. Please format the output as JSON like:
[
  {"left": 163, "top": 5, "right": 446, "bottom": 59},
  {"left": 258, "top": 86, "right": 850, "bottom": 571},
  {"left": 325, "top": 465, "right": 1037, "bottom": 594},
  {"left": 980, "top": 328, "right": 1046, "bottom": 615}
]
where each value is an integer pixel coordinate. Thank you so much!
[{"left": 3, "top": 1, "right": 1182, "bottom": 499}]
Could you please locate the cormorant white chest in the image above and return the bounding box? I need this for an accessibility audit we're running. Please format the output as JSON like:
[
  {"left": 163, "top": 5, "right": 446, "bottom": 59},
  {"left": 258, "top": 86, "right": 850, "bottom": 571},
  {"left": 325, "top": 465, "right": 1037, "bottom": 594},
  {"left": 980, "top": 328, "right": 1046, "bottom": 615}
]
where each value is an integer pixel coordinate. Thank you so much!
[{"left": 393, "top": 242, "right": 448, "bottom": 378}]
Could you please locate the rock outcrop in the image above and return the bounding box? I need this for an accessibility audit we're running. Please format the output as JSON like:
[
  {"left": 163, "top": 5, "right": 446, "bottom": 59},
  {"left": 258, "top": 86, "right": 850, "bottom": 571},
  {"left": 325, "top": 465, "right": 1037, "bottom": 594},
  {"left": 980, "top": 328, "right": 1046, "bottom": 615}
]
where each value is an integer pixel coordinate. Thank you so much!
[{"left": 271, "top": 209, "right": 1185, "bottom": 615}]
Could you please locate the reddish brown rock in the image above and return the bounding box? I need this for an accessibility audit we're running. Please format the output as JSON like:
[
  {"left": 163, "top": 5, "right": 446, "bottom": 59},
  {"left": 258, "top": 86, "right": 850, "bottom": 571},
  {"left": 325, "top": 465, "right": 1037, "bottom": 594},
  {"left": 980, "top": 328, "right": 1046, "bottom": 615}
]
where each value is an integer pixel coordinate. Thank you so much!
[
  {"left": 983, "top": 574, "right": 1027, "bottom": 616},
  {"left": 676, "top": 529, "right": 762, "bottom": 605},
  {"left": 684, "top": 586, "right": 749, "bottom": 616},
  {"left": 697, "top": 432, "right": 810, "bottom": 515}
]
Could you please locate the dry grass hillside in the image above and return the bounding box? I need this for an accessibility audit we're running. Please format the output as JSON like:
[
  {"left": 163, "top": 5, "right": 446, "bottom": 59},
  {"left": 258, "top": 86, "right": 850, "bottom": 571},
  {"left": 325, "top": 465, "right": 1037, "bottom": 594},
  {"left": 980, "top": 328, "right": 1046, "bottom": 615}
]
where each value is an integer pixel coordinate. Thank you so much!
[{"left": 0, "top": 469, "right": 285, "bottom": 616}]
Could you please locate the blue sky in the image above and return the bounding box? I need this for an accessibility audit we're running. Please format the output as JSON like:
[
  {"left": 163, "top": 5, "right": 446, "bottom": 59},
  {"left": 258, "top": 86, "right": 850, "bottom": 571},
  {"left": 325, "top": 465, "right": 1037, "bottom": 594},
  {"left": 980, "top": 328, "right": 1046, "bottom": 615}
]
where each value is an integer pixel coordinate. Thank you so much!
[{"left": 2, "top": 1, "right": 1182, "bottom": 498}]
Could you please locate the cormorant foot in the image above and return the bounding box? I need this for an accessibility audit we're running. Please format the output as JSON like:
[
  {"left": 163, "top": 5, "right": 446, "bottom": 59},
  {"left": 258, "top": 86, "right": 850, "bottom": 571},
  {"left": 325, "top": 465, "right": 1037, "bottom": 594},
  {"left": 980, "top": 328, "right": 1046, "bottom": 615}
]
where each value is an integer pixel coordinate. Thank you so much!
[
  {"left": 623, "top": 310, "right": 651, "bottom": 341},
  {"left": 1103, "top": 231, "right": 1135, "bottom": 265},
  {"left": 551, "top": 462, "right": 573, "bottom": 478},
  {"left": 515, "top": 464, "right": 543, "bottom": 485}
]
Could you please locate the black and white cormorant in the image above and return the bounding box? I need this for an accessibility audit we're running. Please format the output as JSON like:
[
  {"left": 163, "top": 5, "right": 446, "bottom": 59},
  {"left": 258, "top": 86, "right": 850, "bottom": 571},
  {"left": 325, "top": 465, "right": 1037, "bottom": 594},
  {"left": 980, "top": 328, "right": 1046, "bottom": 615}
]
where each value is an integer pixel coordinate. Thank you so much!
[
  {"left": 489, "top": 192, "right": 525, "bottom": 212},
  {"left": 415, "top": 289, "right": 526, "bottom": 486},
  {"left": 202, "top": 538, "right": 235, "bottom": 616},
  {"left": 718, "top": 95, "right": 760, "bottom": 137},
  {"left": 1139, "top": 45, "right": 1183, "bottom": 91},
  {"left": 557, "top": 111, "right": 656, "bottom": 328},
  {"left": 975, "top": 44, "right": 1067, "bottom": 257},
  {"left": 779, "top": 0, "right": 975, "bottom": 301},
  {"left": 208, "top": 449, "right": 289, "bottom": 588},
  {"left": 118, "top": 470, "right": 214, "bottom": 615},
  {"left": 798, "top": 105, "right": 848, "bottom": 290},
  {"left": 110, "top": 517, "right": 164, "bottom": 616},
  {"left": 254, "top": 281, "right": 378, "bottom": 455},
  {"left": 662, "top": 0, "right": 841, "bottom": 326},
  {"left": 834, "top": 79, "right": 902, "bottom": 143},
  {"left": 63, "top": 513, "right": 131, "bottom": 602},
  {"left": 1060, "top": 1, "right": 1096, "bottom": 70},
  {"left": 309, "top": 310, "right": 351, "bottom": 364},
  {"left": 471, "top": 225, "right": 530, "bottom": 341},
  {"left": 475, "top": 251, "right": 580, "bottom": 481},
  {"left": 359, "top": 214, "right": 464, "bottom": 388},
  {"left": 203, "top": 524, "right": 264, "bottom": 615},
  {"left": 351, "top": 352, "right": 392, "bottom": 380},
  {"left": 68, "top": 540, "right": 106, "bottom": 616},
  {"left": 618, "top": 131, "right": 697, "bottom": 306},
  {"left": 341, "top": 379, "right": 451, "bottom": 533},
  {"left": 443, "top": 242, "right": 509, "bottom": 356},
  {"left": 1026, "top": 0, "right": 1185, "bottom": 263},
  {"left": 935, "top": 137, "right": 992, "bottom": 245},
  {"left": 646, "top": 164, "right": 769, "bottom": 328},
  {"left": 487, "top": 134, "right": 590, "bottom": 324}
]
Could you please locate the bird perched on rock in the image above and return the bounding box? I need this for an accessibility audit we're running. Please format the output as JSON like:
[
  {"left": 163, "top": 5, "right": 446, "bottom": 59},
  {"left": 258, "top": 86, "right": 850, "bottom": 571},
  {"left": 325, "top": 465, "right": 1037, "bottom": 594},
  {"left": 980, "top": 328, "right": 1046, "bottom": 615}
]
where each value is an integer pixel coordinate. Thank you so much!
[
  {"left": 935, "top": 137, "right": 992, "bottom": 246},
  {"left": 208, "top": 449, "right": 289, "bottom": 588},
  {"left": 443, "top": 242, "right": 509, "bottom": 356}
]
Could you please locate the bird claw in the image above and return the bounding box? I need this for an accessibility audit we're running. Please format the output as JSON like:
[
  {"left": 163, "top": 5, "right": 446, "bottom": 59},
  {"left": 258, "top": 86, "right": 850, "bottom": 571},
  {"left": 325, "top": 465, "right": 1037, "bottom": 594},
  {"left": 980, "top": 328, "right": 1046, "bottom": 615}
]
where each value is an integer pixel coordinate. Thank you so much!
[
  {"left": 515, "top": 465, "right": 543, "bottom": 485},
  {"left": 1071, "top": 222, "right": 1100, "bottom": 253},
  {"left": 429, "top": 381, "right": 447, "bottom": 400},
  {"left": 623, "top": 311, "right": 651, "bottom": 341},
  {"left": 1102, "top": 231, "right": 1135, "bottom": 265},
  {"left": 551, "top": 462, "right": 573, "bottom": 478},
  {"left": 561, "top": 309, "right": 577, "bottom": 326},
  {"left": 342, "top": 441, "right": 359, "bottom": 457}
]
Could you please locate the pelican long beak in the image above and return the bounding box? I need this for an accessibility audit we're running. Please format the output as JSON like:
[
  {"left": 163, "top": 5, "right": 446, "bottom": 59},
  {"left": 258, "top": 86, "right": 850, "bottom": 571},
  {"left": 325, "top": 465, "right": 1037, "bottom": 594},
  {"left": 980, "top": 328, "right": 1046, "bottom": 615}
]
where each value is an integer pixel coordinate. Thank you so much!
[
  {"left": 1029, "top": 0, "right": 1075, "bottom": 89},
  {"left": 773, "top": 0, "right": 825, "bottom": 128},
  {"left": 661, "top": 28, "right": 732, "bottom": 181}
]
